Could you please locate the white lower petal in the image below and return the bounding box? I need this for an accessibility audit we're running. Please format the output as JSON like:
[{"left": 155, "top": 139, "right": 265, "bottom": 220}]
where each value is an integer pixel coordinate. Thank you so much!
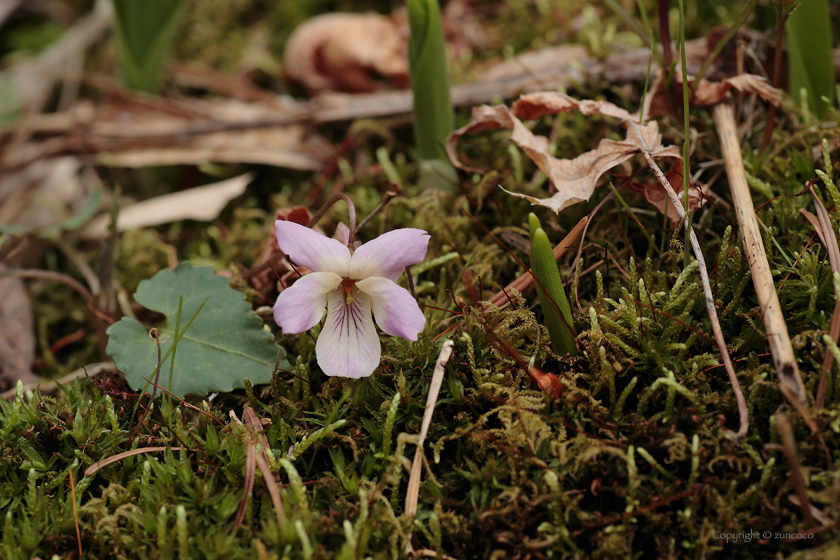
[
  {"left": 316, "top": 290, "right": 381, "bottom": 378},
  {"left": 274, "top": 272, "right": 342, "bottom": 334}
]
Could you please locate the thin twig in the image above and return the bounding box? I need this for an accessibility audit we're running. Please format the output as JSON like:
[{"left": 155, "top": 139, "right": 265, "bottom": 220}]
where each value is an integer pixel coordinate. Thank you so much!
[
  {"left": 0, "top": 269, "right": 93, "bottom": 303},
  {"left": 85, "top": 447, "right": 183, "bottom": 476},
  {"left": 776, "top": 412, "right": 817, "bottom": 527},
  {"left": 713, "top": 102, "right": 808, "bottom": 410},
  {"left": 639, "top": 140, "right": 748, "bottom": 441},
  {"left": 355, "top": 190, "right": 397, "bottom": 233},
  {"left": 131, "top": 328, "right": 166, "bottom": 437}
]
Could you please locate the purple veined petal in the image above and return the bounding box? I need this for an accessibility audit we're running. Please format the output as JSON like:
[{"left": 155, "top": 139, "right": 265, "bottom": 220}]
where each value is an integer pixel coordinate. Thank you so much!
[
  {"left": 349, "top": 228, "right": 430, "bottom": 281},
  {"left": 273, "top": 272, "right": 342, "bottom": 334},
  {"left": 275, "top": 220, "right": 352, "bottom": 276},
  {"left": 316, "top": 290, "right": 381, "bottom": 378},
  {"left": 356, "top": 277, "right": 426, "bottom": 341}
]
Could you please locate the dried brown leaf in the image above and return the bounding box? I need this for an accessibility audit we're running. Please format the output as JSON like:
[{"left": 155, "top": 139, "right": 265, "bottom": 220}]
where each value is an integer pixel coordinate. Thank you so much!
[
  {"left": 447, "top": 92, "right": 680, "bottom": 213},
  {"left": 645, "top": 71, "right": 781, "bottom": 118},
  {"left": 283, "top": 13, "right": 409, "bottom": 93}
]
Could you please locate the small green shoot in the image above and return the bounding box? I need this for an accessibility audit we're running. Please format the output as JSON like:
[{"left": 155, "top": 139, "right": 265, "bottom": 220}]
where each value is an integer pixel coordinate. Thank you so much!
[{"left": 528, "top": 213, "right": 577, "bottom": 356}]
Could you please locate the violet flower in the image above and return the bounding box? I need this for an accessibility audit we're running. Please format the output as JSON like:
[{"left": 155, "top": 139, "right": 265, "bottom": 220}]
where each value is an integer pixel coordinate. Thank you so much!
[{"left": 273, "top": 221, "right": 429, "bottom": 378}]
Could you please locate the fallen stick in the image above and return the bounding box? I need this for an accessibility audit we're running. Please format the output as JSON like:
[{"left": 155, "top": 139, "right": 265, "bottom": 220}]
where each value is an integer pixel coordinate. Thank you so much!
[{"left": 712, "top": 101, "right": 808, "bottom": 407}]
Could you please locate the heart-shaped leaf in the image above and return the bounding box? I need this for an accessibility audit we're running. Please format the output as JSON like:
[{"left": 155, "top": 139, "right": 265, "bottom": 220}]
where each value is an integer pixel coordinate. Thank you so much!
[{"left": 106, "top": 262, "right": 286, "bottom": 398}]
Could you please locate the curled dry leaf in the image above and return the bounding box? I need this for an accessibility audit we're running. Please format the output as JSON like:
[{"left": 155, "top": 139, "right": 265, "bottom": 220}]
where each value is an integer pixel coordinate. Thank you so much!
[
  {"left": 645, "top": 71, "right": 781, "bottom": 119},
  {"left": 447, "top": 92, "right": 682, "bottom": 214},
  {"left": 283, "top": 13, "right": 409, "bottom": 93}
]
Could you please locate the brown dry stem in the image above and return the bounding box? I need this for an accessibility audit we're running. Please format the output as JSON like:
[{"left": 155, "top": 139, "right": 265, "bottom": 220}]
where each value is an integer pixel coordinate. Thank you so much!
[
  {"left": 404, "top": 339, "right": 454, "bottom": 553},
  {"left": 713, "top": 102, "right": 808, "bottom": 409}
]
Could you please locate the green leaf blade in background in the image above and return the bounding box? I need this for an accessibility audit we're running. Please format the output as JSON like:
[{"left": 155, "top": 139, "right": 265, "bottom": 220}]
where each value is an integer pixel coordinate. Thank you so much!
[
  {"left": 111, "top": 0, "right": 186, "bottom": 93},
  {"left": 106, "top": 262, "right": 286, "bottom": 398},
  {"left": 786, "top": 0, "right": 834, "bottom": 119},
  {"left": 407, "top": 0, "right": 455, "bottom": 173}
]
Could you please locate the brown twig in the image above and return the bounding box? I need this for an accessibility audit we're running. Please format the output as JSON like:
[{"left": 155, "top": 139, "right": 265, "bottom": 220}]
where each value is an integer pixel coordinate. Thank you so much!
[
  {"left": 131, "top": 328, "right": 166, "bottom": 437},
  {"left": 355, "top": 190, "right": 397, "bottom": 233},
  {"left": 638, "top": 133, "right": 748, "bottom": 442},
  {"left": 0, "top": 269, "right": 93, "bottom": 303},
  {"left": 775, "top": 412, "right": 817, "bottom": 527},
  {"left": 713, "top": 101, "right": 808, "bottom": 410}
]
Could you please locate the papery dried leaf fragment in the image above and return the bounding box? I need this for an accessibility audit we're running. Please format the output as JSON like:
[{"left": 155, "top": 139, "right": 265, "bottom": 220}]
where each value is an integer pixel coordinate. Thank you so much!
[{"left": 447, "top": 92, "right": 683, "bottom": 214}]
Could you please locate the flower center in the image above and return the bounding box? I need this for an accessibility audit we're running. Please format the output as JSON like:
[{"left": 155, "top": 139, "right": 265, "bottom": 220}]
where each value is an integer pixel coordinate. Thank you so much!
[{"left": 341, "top": 278, "right": 357, "bottom": 304}]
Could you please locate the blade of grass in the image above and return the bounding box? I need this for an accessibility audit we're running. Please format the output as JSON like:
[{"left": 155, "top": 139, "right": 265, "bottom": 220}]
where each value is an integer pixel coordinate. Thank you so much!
[{"left": 786, "top": 0, "right": 833, "bottom": 119}]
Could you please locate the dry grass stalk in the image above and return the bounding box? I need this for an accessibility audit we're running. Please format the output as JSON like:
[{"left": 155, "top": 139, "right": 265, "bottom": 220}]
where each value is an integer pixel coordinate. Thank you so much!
[
  {"left": 69, "top": 468, "right": 83, "bottom": 557},
  {"left": 231, "top": 407, "right": 285, "bottom": 530},
  {"left": 638, "top": 136, "right": 748, "bottom": 441},
  {"left": 712, "top": 102, "right": 808, "bottom": 407},
  {"left": 483, "top": 216, "right": 588, "bottom": 312},
  {"left": 803, "top": 189, "right": 840, "bottom": 409},
  {"left": 405, "top": 339, "right": 455, "bottom": 520},
  {"left": 84, "top": 446, "right": 183, "bottom": 477},
  {"left": 775, "top": 412, "right": 817, "bottom": 528}
]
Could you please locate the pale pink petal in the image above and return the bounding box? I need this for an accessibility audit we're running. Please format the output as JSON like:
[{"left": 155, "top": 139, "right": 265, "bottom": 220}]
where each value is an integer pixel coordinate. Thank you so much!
[
  {"left": 356, "top": 277, "right": 426, "bottom": 340},
  {"left": 316, "top": 290, "right": 381, "bottom": 378},
  {"left": 334, "top": 222, "right": 350, "bottom": 246},
  {"left": 275, "top": 220, "right": 351, "bottom": 276},
  {"left": 349, "top": 228, "right": 430, "bottom": 281},
  {"left": 273, "top": 272, "right": 342, "bottom": 334}
]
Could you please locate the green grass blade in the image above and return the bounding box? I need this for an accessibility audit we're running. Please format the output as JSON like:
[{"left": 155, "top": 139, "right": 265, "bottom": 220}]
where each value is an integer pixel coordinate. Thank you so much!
[
  {"left": 407, "top": 0, "right": 455, "bottom": 187},
  {"left": 786, "top": 0, "right": 833, "bottom": 119},
  {"left": 111, "top": 0, "right": 187, "bottom": 93}
]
